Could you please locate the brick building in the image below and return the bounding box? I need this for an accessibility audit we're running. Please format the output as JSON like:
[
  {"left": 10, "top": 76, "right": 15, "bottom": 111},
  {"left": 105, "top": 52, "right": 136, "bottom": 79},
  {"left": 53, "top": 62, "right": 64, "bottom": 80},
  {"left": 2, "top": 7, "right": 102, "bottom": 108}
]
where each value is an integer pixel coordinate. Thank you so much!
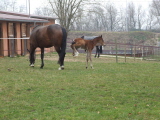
[{"left": 0, "top": 11, "right": 56, "bottom": 57}]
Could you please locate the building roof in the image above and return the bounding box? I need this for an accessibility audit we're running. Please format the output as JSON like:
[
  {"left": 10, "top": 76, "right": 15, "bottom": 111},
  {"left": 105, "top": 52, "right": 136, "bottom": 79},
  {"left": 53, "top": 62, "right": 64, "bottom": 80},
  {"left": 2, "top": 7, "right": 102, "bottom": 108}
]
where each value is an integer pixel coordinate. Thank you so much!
[{"left": 0, "top": 11, "right": 56, "bottom": 23}]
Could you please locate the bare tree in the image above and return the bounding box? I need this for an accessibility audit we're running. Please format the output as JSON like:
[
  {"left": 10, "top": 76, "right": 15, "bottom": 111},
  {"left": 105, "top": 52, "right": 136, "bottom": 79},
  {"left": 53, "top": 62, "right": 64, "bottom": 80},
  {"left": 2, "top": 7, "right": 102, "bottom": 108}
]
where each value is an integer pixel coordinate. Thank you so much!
[
  {"left": 127, "top": 2, "right": 136, "bottom": 31},
  {"left": 105, "top": 4, "right": 118, "bottom": 31},
  {"left": 48, "top": 0, "right": 87, "bottom": 33},
  {"left": 10, "top": 0, "right": 17, "bottom": 11},
  {"left": 117, "top": 8, "right": 126, "bottom": 31},
  {"left": 137, "top": 5, "right": 145, "bottom": 30},
  {"left": 0, "top": 0, "right": 11, "bottom": 11},
  {"left": 86, "top": 5, "right": 106, "bottom": 31},
  {"left": 146, "top": 10, "right": 156, "bottom": 30},
  {"left": 34, "top": 6, "right": 53, "bottom": 16},
  {"left": 18, "top": 5, "right": 27, "bottom": 13},
  {"left": 150, "top": 0, "right": 160, "bottom": 25},
  {"left": 0, "top": 0, "right": 27, "bottom": 13}
]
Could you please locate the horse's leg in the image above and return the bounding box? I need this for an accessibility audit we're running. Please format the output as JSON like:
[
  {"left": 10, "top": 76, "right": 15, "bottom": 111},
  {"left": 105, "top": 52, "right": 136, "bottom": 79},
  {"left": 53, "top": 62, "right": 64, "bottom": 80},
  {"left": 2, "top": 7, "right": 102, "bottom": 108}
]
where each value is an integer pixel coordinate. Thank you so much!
[
  {"left": 71, "top": 44, "right": 75, "bottom": 56},
  {"left": 40, "top": 48, "right": 44, "bottom": 69},
  {"left": 59, "top": 51, "right": 66, "bottom": 70},
  {"left": 89, "top": 50, "right": 94, "bottom": 69},
  {"left": 55, "top": 47, "right": 65, "bottom": 70},
  {"left": 86, "top": 50, "right": 89, "bottom": 69},
  {"left": 98, "top": 47, "right": 100, "bottom": 58},
  {"left": 30, "top": 47, "right": 36, "bottom": 67},
  {"left": 95, "top": 46, "right": 98, "bottom": 58},
  {"left": 54, "top": 47, "right": 61, "bottom": 64}
]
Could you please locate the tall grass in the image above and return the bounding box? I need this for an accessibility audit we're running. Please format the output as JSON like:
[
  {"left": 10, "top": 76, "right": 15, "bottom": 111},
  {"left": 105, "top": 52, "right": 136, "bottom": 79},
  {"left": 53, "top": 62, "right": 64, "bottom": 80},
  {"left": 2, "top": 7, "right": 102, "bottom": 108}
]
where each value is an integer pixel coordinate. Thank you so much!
[{"left": 0, "top": 53, "right": 160, "bottom": 120}]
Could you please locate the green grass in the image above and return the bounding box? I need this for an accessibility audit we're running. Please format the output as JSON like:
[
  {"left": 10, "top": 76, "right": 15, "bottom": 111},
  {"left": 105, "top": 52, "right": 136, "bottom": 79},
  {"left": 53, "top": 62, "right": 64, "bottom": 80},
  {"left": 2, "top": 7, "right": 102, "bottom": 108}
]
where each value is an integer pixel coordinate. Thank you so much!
[{"left": 0, "top": 53, "right": 160, "bottom": 120}]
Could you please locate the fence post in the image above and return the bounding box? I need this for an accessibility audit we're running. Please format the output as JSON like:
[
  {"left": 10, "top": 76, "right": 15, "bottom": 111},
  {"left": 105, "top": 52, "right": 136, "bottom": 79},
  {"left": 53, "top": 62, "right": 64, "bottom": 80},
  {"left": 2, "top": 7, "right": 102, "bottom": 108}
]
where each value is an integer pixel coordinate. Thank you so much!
[
  {"left": 134, "top": 42, "right": 136, "bottom": 61},
  {"left": 142, "top": 46, "right": 144, "bottom": 60},
  {"left": 115, "top": 39, "right": 118, "bottom": 63},
  {"left": 125, "top": 43, "right": 127, "bottom": 62}
]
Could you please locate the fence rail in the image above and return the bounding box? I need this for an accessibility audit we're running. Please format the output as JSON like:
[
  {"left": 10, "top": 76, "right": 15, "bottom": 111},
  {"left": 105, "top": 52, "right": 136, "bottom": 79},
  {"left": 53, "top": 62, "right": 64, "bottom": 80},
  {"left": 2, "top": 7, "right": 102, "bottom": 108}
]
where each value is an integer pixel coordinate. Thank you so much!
[
  {"left": 66, "top": 41, "right": 160, "bottom": 61},
  {"left": 1, "top": 38, "right": 160, "bottom": 61},
  {"left": 0, "top": 38, "right": 29, "bottom": 39},
  {"left": 0, "top": 37, "right": 54, "bottom": 57}
]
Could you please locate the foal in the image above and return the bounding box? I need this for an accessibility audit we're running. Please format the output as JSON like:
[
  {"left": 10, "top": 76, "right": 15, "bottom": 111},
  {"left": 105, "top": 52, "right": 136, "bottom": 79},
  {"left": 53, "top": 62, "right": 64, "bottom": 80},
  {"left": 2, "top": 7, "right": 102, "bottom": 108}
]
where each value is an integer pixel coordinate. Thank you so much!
[
  {"left": 71, "top": 35, "right": 105, "bottom": 69},
  {"left": 81, "top": 36, "right": 103, "bottom": 58}
]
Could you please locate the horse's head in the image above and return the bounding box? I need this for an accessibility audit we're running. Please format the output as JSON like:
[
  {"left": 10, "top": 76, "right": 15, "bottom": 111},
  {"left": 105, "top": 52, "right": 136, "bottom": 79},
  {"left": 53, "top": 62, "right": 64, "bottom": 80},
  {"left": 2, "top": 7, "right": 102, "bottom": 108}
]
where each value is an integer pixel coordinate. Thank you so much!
[{"left": 95, "top": 35, "right": 106, "bottom": 46}]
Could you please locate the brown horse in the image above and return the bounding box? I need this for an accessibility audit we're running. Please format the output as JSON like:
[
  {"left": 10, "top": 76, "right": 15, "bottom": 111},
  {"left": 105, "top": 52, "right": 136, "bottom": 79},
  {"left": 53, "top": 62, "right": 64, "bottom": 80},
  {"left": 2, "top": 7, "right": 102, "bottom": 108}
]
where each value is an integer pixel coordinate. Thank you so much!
[
  {"left": 29, "top": 24, "right": 67, "bottom": 70},
  {"left": 71, "top": 35, "right": 105, "bottom": 69}
]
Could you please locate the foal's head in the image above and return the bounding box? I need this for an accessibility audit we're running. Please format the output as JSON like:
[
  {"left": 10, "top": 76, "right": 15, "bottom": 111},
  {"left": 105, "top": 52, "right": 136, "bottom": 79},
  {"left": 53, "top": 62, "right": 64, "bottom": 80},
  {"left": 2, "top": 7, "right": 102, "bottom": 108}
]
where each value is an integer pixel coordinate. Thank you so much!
[{"left": 94, "top": 35, "right": 105, "bottom": 46}]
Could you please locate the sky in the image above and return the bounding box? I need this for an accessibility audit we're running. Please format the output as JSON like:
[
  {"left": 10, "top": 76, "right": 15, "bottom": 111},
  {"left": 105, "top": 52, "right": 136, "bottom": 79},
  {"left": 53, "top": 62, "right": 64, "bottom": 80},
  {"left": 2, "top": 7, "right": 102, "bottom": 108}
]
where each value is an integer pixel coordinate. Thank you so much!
[
  {"left": 17, "top": 0, "right": 46, "bottom": 13},
  {"left": 17, "top": 0, "right": 152, "bottom": 14}
]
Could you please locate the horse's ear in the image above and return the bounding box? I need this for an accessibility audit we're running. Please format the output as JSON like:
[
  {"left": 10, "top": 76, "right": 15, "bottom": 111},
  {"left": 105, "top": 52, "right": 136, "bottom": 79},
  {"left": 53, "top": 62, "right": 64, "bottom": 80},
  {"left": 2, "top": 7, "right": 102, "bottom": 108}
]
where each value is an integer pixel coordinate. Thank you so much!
[{"left": 81, "top": 36, "right": 84, "bottom": 39}]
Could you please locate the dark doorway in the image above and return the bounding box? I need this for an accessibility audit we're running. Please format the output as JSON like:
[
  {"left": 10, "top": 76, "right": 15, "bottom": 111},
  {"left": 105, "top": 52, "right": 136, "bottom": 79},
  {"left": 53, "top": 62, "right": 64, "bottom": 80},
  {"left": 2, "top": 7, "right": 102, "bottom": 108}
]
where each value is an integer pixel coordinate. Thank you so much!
[
  {"left": 21, "top": 23, "right": 27, "bottom": 56},
  {"left": 8, "top": 23, "right": 16, "bottom": 57}
]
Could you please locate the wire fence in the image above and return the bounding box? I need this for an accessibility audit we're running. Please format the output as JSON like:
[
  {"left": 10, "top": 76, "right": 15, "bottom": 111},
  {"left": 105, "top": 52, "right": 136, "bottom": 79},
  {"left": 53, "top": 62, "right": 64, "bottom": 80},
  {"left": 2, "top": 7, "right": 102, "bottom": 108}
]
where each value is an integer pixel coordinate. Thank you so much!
[
  {"left": 66, "top": 41, "right": 160, "bottom": 62},
  {"left": 103, "top": 42, "right": 160, "bottom": 62},
  {"left": 1, "top": 38, "right": 160, "bottom": 62}
]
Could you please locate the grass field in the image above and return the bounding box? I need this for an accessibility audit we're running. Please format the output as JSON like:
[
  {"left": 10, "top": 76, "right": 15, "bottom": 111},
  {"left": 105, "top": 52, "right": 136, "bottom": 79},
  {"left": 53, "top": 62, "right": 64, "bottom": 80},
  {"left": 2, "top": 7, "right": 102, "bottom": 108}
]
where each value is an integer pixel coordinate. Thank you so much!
[{"left": 0, "top": 53, "right": 160, "bottom": 120}]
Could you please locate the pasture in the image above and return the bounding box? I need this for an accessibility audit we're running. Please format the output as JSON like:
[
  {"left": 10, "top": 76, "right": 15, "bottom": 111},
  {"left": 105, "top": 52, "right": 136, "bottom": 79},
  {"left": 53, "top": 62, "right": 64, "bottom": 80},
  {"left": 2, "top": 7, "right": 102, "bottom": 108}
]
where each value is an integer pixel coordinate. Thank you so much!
[{"left": 0, "top": 53, "right": 160, "bottom": 120}]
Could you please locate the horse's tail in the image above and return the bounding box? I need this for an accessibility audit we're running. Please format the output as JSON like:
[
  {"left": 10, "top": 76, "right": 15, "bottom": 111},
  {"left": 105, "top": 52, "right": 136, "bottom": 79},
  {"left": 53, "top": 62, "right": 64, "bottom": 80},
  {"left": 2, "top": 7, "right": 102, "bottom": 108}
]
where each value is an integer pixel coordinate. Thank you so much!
[
  {"left": 71, "top": 39, "right": 76, "bottom": 45},
  {"left": 61, "top": 27, "right": 67, "bottom": 54},
  {"left": 100, "top": 46, "right": 103, "bottom": 54}
]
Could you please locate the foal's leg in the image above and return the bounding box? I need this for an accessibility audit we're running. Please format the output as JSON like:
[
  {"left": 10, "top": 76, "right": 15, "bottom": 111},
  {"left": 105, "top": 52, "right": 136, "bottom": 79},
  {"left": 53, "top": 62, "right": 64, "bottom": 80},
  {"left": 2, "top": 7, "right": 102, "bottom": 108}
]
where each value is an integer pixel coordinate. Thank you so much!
[
  {"left": 89, "top": 50, "right": 94, "bottom": 69},
  {"left": 71, "top": 44, "right": 75, "bottom": 56},
  {"left": 40, "top": 48, "right": 44, "bottom": 69},
  {"left": 72, "top": 46, "right": 79, "bottom": 56},
  {"left": 74, "top": 47, "right": 79, "bottom": 56},
  {"left": 86, "top": 50, "right": 89, "bottom": 69}
]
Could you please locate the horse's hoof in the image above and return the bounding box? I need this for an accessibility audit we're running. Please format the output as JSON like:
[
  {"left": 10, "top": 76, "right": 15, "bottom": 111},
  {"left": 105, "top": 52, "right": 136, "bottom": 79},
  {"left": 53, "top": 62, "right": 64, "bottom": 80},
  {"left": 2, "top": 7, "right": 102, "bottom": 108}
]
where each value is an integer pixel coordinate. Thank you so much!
[
  {"left": 58, "top": 67, "right": 63, "bottom": 70},
  {"left": 30, "top": 64, "right": 34, "bottom": 67},
  {"left": 58, "top": 66, "right": 64, "bottom": 70}
]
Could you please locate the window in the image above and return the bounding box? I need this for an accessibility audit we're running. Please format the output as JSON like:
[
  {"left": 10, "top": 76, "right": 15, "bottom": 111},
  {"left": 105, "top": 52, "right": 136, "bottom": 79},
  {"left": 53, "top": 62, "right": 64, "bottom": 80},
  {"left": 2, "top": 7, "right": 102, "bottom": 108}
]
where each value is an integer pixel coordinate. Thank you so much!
[
  {"left": 8, "top": 23, "right": 14, "bottom": 37},
  {"left": 21, "top": 23, "right": 26, "bottom": 37}
]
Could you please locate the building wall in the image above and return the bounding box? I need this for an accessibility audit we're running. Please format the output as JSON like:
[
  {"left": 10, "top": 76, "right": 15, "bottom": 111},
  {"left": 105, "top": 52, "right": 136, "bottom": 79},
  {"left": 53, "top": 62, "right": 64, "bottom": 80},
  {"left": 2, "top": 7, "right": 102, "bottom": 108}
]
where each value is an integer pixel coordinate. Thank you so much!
[
  {"left": 44, "top": 19, "right": 55, "bottom": 25},
  {"left": 2, "top": 22, "right": 8, "bottom": 56},
  {"left": 16, "top": 23, "right": 22, "bottom": 55},
  {"left": 0, "top": 17, "right": 56, "bottom": 57},
  {"left": 0, "top": 23, "right": 2, "bottom": 56}
]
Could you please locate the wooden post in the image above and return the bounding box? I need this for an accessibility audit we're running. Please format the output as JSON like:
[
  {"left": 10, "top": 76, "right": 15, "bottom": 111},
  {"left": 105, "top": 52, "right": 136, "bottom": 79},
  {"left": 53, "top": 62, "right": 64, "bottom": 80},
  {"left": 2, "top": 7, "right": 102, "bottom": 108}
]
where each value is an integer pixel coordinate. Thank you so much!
[
  {"left": 125, "top": 41, "right": 127, "bottom": 63},
  {"left": 142, "top": 46, "right": 144, "bottom": 60},
  {"left": 134, "top": 41, "right": 136, "bottom": 61},
  {"left": 115, "top": 39, "right": 118, "bottom": 63}
]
